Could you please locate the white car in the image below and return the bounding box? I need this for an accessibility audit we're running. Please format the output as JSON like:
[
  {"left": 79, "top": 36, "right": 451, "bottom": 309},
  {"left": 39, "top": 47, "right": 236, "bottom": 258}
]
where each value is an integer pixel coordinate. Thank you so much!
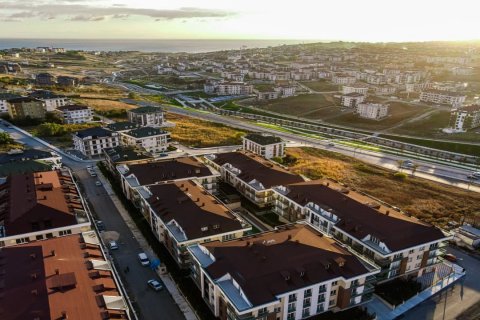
[
  {"left": 138, "top": 253, "right": 150, "bottom": 266},
  {"left": 147, "top": 279, "right": 163, "bottom": 291},
  {"left": 95, "top": 181, "right": 102, "bottom": 186},
  {"left": 109, "top": 241, "right": 119, "bottom": 250}
]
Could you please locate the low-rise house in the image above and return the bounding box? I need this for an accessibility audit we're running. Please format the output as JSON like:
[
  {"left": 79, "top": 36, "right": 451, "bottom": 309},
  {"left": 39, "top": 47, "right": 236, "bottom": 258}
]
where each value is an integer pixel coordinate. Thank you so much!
[
  {"left": 242, "top": 133, "right": 285, "bottom": 159},
  {"left": 355, "top": 103, "right": 389, "bottom": 120},
  {"left": 35, "top": 72, "right": 57, "bottom": 86},
  {"left": 272, "top": 180, "right": 451, "bottom": 281},
  {"left": 0, "top": 93, "right": 22, "bottom": 113},
  {"left": 140, "top": 180, "right": 250, "bottom": 266},
  {"left": 188, "top": 223, "right": 379, "bottom": 320},
  {"left": 446, "top": 105, "right": 480, "bottom": 133},
  {"left": 120, "top": 127, "right": 170, "bottom": 154},
  {"left": 0, "top": 149, "right": 62, "bottom": 170},
  {"left": 341, "top": 92, "right": 365, "bottom": 108},
  {"left": 117, "top": 157, "right": 219, "bottom": 206},
  {"left": 56, "top": 104, "right": 93, "bottom": 124},
  {"left": 0, "top": 169, "right": 91, "bottom": 247},
  {"left": 57, "top": 75, "right": 78, "bottom": 87},
  {"left": 420, "top": 89, "right": 466, "bottom": 108},
  {"left": 7, "top": 97, "right": 46, "bottom": 120},
  {"left": 73, "top": 127, "right": 120, "bottom": 158},
  {"left": 204, "top": 152, "right": 304, "bottom": 207},
  {"left": 29, "top": 90, "right": 70, "bottom": 111},
  {"left": 127, "top": 106, "right": 165, "bottom": 127},
  {"left": 1, "top": 232, "right": 130, "bottom": 319}
]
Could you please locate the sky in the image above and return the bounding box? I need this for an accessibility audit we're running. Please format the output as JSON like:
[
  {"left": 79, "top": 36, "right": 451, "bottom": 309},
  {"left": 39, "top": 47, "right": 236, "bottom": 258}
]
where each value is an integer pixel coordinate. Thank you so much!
[{"left": 0, "top": 0, "right": 479, "bottom": 42}]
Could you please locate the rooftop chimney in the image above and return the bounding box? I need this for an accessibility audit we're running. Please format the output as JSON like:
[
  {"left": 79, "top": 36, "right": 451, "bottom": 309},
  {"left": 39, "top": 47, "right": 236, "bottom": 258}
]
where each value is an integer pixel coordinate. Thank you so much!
[
  {"left": 55, "top": 268, "right": 60, "bottom": 275},
  {"left": 51, "top": 250, "right": 56, "bottom": 256},
  {"left": 61, "top": 311, "right": 68, "bottom": 319}
]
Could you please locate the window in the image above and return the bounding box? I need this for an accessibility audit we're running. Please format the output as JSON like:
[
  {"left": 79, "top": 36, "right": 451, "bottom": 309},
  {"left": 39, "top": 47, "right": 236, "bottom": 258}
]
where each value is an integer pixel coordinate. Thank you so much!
[
  {"left": 419, "top": 246, "right": 425, "bottom": 251},
  {"left": 330, "top": 290, "right": 337, "bottom": 296},
  {"left": 331, "top": 281, "right": 338, "bottom": 286},
  {"left": 303, "top": 297, "right": 311, "bottom": 307},
  {"left": 317, "top": 303, "right": 325, "bottom": 313},
  {"left": 329, "top": 299, "right": 335, "bottom": 306},
  {"left": 35, "top": 235, "right": 44, "bottom": 241},
  {"left": 302, "top": 307, "right": 310, "bottom": 318},
  {"left": 288, "top": 302, "right": 296, "bottom": 312},
  {"left": 287, "top": 312, "right": 295, "bottom": 320},
  {"left": 318, "top": 284, "right": 326, "bottom": 292},
  {"left": 305, "top": 288, "right": 312, "bottom": 297},
  {"left": 288, "top": 293, "right": 297, "bottom": 302},
  {"left": 222, "top": 234, "right": 235, "bottom": 241},
  {"left": 46, "top": 233, "right": 53, "bottom": 239},
  {"left": 258, "top": 307, "right": 267, "bottom": 315},
  {"left": 59, "top": 229, "right": 72, "bottom": 236},
  {"left": 16, "top": 237, "right": 29, "bottom": 244},
  {"left": 274, "top": 307, "right": 281, "bottom": 313},
  {"left": 409, "top": 249, "right": 414, "bottom": 254},
  {"left": 317, "top": 293, "right": 325, "bottom": 303}
]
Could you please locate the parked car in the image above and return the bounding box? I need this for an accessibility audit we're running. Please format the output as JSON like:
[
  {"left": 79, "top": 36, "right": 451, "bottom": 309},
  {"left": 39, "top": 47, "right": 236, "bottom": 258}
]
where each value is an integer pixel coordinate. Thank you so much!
[
  {"left": 90, "top": 172, "right": 97, "bottom": 177},
  {"left": 401, "top": 160, "right": 414, "bottom": 168},
  {"left": 327, "top": 142, "right": 335, "bottom": 147},
  {"left": 95, "top": 220, "right": 105, "bottom": 231},
  {"left": 95, "top": 181, "right": 102, "bottom": 186},
  {"left": 138, "top": 253, "right": 150, "bottom": 266},
  {"left": 442, "top": 253, "right": 457, "bottom": 262},
  {"left": 109, "top": 241, "right": 119, "bottom": 250},
  {"left": 469, "top": 171, "right": 480, "bottom": 179},
  {"left": 147, "top": 279, "right": 163, "bottom": 291}
]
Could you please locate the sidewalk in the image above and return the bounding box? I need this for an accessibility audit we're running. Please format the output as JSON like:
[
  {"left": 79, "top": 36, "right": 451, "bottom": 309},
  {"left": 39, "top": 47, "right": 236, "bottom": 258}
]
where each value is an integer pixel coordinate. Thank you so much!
[
  {"left": 97, "top": 170, "right": 198, "bottom": 320},
  {"left": 367, "top": 268, "right": 466, "bottom": 320}
]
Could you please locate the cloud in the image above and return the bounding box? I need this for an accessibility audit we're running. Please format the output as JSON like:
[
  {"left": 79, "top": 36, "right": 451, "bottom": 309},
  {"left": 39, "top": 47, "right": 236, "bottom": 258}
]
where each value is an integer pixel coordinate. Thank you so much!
[{"left": 0, "top": 1, "right": 234, "bottom": 22}]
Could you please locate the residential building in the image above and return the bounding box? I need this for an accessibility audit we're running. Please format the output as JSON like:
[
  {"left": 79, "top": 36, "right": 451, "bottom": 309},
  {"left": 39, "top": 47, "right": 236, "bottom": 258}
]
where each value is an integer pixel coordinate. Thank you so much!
[
  {"left": 341, "top": 92, "right": 366, "bottom": 108},
  {"left": 107, "top": 121, "right": 140, "bottom": 133},
  {"left": 120, "top": 127, "right": 170, "bottom": 154},
  {"left": 57, "top": 75, "right": 78, "bottom": 87},
  {"left": 73, "top": 127, "right": 120, "bottom": 158},
  {"left": 127, "top": 106, "right": 165, "bottom": 127},
  {"left": 204, "top": 81, "right": 253, "bottom": 96},
  {"left": 453, "top": 225, "right": 480, "bottom": 249},
  {"left": 342, "top": 85, "right": 368, "bottom": 96},
  {"left": 447, "top": 105, "right": 480, "bottom": 132},
  {"left": 1, "top": 232, "right": 130, "bottom": 320},
  {"left": 103, "top": 146, "right": 154, "bottom": 172},
  {"left": 0, "top": 169, "right": 91, "bottom": 247},
  {"left": 0, "top": 62, "right": 21, "bottom": 74},
  {"left": 0, "top": 93, "right": 22, "bottom": 113},
  {"left": 332, "top": 75, "right": 356, "bottom": 85},
  {"left": 242, "top": 133, "right": 285, "bottom": 159},
  {"left": 35, "top": 72, "right": 57, "bottom": 86},
  {"left": 117, "top": 157, "right": 220, "bottom": 206},
  {"left": 188, "top": 223, "right": 379, "bottom": 320},
  {"left": 375, "top": 85, "right": 396, "bottom": 96},
  {"left": 451, "top": 67, "right": 474, "bottom": 76},
  {"left": 140, "top": 180, "right": 250, "bottom": 266},
  {"left": 420, "top": 89, "right": 466, "bottom": 107},
  {"left": 204, "top": 152, "right": 304, "bottom": 207},
  {"left": 56, "top": 104, "right": 93, "bottom": 124},
  {"left": 272, "top": 180, "right": 451, "bottom": 281},
  {"left": 29, "top": 90, "right": 70, "bottom": 111},
  {"left": 355, "top": 103, "right": 389, "bottom": 120},
  {"left": 0, "top": 148, "right": 62, "bottom": 170},
  {"left": 7, "top": 97, "right": 46, "bottom": 120}
]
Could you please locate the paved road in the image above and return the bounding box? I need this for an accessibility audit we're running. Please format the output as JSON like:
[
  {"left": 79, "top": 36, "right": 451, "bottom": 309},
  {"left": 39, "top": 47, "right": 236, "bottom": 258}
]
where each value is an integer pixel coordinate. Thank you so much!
[
  {"left": 402, "top": 247, "right": 480, "bottom": 320},
  {"left": 158, "top": 104, "right": 480, "bottom": 193},
  {"left": 74, "top": 166, "right": 184, "bottom": 320}
]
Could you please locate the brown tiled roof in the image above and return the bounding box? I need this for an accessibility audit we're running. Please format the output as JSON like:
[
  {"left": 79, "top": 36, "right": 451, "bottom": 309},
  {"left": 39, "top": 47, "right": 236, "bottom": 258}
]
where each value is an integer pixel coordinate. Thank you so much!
[
  {"left": 204, "top": 224, "right": 370, "bottom": 306},
  {"left": 283, "top": 180, "right": 447, "bottom": 252},
  {"left": 147, "top": 180, "right": 244, "bottom": 241},
  {"left": 212, "top": 152, "right": 303, "bottom": 189},
  {"left": 57, "top": 104, "right": 90, "bottom": 111},
  {"left": 127, "top": 157, "right": 215, "bottom": 186},
  {"left": 0, "top": 171, "right": 81, "bottom": 237},
  {"left": 0, "top": 234, "right": 124, "bottom": 320}
]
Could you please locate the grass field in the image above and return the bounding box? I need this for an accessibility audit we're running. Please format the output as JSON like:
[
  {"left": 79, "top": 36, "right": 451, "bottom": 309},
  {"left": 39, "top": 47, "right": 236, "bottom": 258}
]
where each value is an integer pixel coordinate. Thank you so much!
[
  {"left": 253, "top": 94, "right": 337, "bottom": 116},
  {"left": 300, "top": 80, "right": 340, "bottom": 92},
  {"left": 165, "top": 113, "right": 248, "bottom": 147},
  {"left": 326, "top": 102, "right": 432, "bottom": 131},
  {"left": 284, "top": 147, "right": 480, "bottom": 227},
  {"left": 76, "top": 98, "right": 137, "bottom": 111}
]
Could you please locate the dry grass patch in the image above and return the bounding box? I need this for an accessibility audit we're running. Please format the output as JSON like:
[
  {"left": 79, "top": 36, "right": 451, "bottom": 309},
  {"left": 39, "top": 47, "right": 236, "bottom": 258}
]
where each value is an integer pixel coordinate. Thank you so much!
[
  {"left": 166, "top": 113, "right": 248, "bottom": 147},
  {"left": 285, "top": 147, "right": 480, "bottom": 226},
  {"left": 77, "top": 99, "right": 136, "bottom": 111}
]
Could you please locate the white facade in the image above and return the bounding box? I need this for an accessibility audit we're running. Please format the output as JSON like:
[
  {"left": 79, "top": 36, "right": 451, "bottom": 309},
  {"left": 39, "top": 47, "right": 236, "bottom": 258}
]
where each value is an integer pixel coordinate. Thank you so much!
[
  {"left": 356, "top": 103, "right": 389, "bottom": 120},
  {"left": 342, "top": 85, "right": 368, "bottom": 96},
  {"left": 120, "top": 129, "right": 170, "bottom": 154},
  {"left": 242, "top": 135, "right": 285, "bottom": 159},
  {"left": 420, "top": 90, "right": 466, "bottom": 107},
  {"left": 127, "top": 107, "right": 165, "bottom": 127},
  {"left": 42, "top": 97, "right": 71, "bottom": 112},
  {"left": 341, "top": 93, "right": 365, "bottom": 108},
  {"left": 205, "top": 81, "right": 253, "bottom": 96},
  {"left": 73, "top": 129, "right": 120, "bottom": 158},
  {"left": 57, "top": 105, "right": 93, "bottom": 124},
  {"left": 332, "top": 75, "right": 356, "bottom": 85}
]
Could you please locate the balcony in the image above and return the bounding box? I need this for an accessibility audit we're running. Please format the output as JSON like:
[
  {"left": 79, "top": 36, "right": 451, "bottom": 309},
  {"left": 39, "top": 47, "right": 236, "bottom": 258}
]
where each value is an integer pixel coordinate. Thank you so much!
[
  {"left": 374, "top": 257, "right": 391, "bottom": 268},
  {"left": 305, "top": 291, "right": 312, "bottom": 298},
  {"left": 303, "top": 301, "right": 311, "bottom": 308},
  {"left": 392, "top": 254, "right": 403, "bottom": 262},
  {"left": 288, "top": 306, "right": 296, "bottom": 313},
  {"left": 318, "top": 287, "right": 327, "bottom": 293},
  {"left": 365, "top": 275, "right": 377, "bottom": 284}
]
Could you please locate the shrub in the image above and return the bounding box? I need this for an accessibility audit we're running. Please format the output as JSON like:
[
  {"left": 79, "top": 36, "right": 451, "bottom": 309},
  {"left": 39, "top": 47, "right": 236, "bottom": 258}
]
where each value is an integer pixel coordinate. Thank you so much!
[{"left": 393, "top": 172, "right": 408, "bottom": 180}]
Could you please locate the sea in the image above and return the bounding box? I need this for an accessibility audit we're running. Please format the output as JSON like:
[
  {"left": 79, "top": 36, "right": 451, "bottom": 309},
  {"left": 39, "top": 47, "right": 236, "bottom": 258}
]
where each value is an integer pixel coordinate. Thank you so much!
[{"left": 0, "top": 39, "right": 321, "bottom": 53}]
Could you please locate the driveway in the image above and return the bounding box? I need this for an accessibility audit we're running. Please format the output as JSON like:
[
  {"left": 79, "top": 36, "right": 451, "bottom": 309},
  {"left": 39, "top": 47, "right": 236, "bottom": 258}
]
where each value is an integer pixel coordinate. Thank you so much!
[{"left": 402, "top": 247, "right": 480, "bottom": 320}]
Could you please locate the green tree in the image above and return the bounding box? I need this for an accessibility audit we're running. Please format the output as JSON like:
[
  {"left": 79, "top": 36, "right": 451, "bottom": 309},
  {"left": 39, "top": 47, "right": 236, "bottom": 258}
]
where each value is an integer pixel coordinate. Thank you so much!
[{"left": 0, "top": 132, "right": 14, "bottom": 145}]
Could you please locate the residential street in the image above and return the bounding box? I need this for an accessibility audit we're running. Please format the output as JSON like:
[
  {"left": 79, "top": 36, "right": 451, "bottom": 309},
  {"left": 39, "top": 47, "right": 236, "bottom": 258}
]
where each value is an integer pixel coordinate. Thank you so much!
[{"left": 74, "top": 167, "right": 185, "bottom": 320}]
